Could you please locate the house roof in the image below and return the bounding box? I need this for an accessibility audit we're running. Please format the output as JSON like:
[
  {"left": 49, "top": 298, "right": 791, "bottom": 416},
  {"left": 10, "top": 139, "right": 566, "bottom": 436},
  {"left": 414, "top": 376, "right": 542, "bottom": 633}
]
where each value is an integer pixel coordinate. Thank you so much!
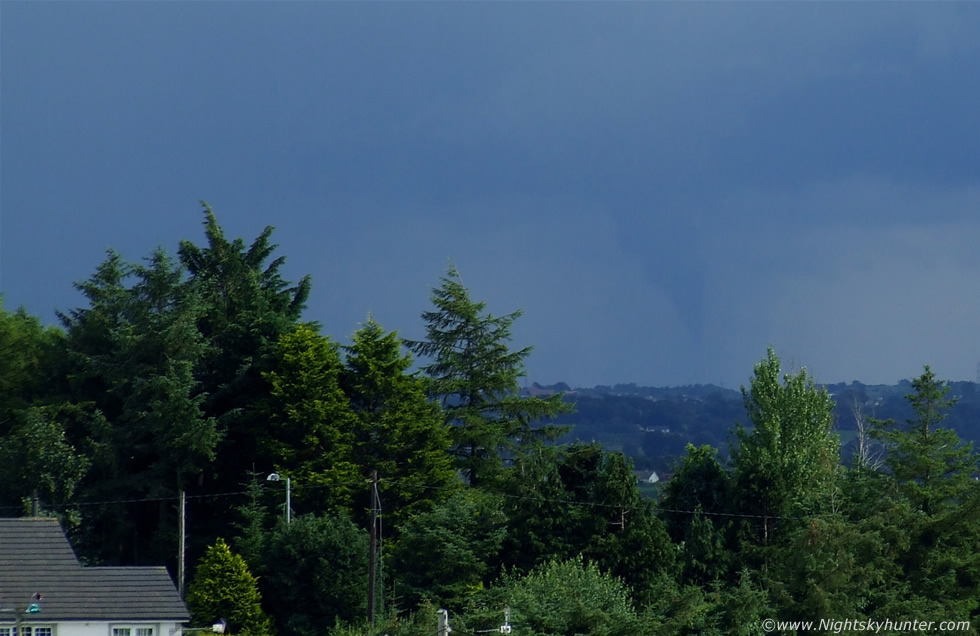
[{"left": 0, "top": 518, "right": 190, "bottom": 622}]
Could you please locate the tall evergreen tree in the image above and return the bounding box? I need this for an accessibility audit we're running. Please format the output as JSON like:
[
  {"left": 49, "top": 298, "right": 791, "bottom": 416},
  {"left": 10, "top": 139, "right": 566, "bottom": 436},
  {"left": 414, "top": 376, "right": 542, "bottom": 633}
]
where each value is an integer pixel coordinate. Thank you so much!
[
  {"left": 177, "top": 203, "right": 311, "bottom": 494},
  {"left": 869, "top": 367, "right": 980, "bottom": 621},
  {"left": 341, "top": 318, "right": 458, "bottom": 527},
  {"left": 262, "top": 323, "right": 361, "bottom": 516},
  {"left": 59, "top": 248, "right": 218, "bottom": 564},
  {"left": 871, "top": 366, "right": 978, "bottom": 515},
  {"left": 407, "top": 266, "right": 569, "bottom": 487}
]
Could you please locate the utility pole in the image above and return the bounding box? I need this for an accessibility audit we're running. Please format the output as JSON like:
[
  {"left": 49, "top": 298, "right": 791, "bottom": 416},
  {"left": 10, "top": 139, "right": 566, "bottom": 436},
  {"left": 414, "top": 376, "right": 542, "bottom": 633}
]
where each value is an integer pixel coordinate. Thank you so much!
[
  {"left": 285, "top": 477, "right": 291, "bottom": 524},
  {"left": 178, "top": 489, "right": 186, "bottom": 598},
  {"left": 437, "top": 609, "right": 452, "bottom": 635},
  {"left": 368, "top": 470, "right": 378, "bottom": 626},
  {"left": 266, "top": 473, "right": 292, "bottom": 524}
]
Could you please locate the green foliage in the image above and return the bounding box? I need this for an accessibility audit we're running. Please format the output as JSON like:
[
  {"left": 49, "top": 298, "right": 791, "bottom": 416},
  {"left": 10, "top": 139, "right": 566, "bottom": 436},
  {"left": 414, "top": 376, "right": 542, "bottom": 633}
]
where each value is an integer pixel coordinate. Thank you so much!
[
  {"left": 262, "top": 323, "right": 361, "bottom": 515},
  {"left": 675, "top": 506, "right": 731, "bottom": 588},
  {"left": 583, "top": 451, "right": 678, "bottom": 602},
  {"left": 261, "top": 318, "right": 460, "bottom": 524},
  {"left": 496, "top": 444, "right": 579, "bottom": 573},
  {"left": 186, "top": 538, "right": 272, "bottom": 636},
  {"left": 64, "top": 248, "right": 220, "bottom": 487},
  {"left": 232, "top": 473, "right": 270, "bottom": 573},
  {"left": 391, "top": 489, "right": 507, "bottom": 612},
  {"left": 59, "top": 248, "right": 219, "bottom": 564},
  {"left": 732, "top": 348, "right": 840, "bottom": 546},
  {"left": 0, "top": 302, "right": 62, "bottom": 421},
  {"left": 871, "top": 366, "right": 979, "bottom": 515},
  {"left": 259, "top": 513, "right": 370, "bottom": 635},
  {"left": 328, "top": 601, "right": 442, "bottom": 636},
  {"left": 866, "top": 368, "right": 980, "bottom": 622},
  {"left": 658, "top": 445, "right": 735, "bottom": 588},
  {"left": 768, "top": 514, "right": 890, "bottom": 622},
  {"left": 0, "top": 407, "right": 89, "bottom": 508},
  {"left": 407, "top": 266, "right": 570, "bottom": 487},
  {"left": 342, "top": 318, "right": 459, "bottom": 527},
  {"left": 492, "top": 443, "right": 676, "bottom": 606},
  {"left": 660, "top": 444, "right": 732, "bottom": 541},
  {"left": 177, "top": 203, "right": 311, "bottom": 498},
  {"left": 7, "top": 208, "right": 980, "bottom": 635},
  {"left": 462, "top": 556, "right": 647, "bottom": 636}
]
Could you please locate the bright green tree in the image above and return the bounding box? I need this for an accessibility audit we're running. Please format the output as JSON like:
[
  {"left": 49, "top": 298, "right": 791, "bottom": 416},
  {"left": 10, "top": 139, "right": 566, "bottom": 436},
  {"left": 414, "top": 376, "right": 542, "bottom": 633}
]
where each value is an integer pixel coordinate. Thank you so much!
[
  {"left": 0, "top": 303, "right": 63, "bottom": 419},
  {"left": 0, "top": 300, "right": 81, "bottom": 513},
  {"left": 0, "top": 407, "right": 89, "bottom": 511},
  {"left": 262, "top": 323, "right": 361, "bottom": 515},
  {"left": 461, "top": 556, "right": 650, "bottom": 636},
  {"left": 731, "top": 348, "right": 840, "bottom": 548},
  {"left": 187, "top": 538, "right": 272, "bottom": 636},
  {"left": 341, "top": 318, "right": 458, "bottom": 527},
  {"left": 407, "top": 266, "right": 570, "bottom": 487}
]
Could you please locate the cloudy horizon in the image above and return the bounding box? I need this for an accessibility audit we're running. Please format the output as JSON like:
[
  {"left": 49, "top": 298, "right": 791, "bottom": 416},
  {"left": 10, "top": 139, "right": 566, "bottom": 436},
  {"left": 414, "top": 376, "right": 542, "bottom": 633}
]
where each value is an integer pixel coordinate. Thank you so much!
[{"left": 3, "top": 2, "right": 979, "bottom": 389}]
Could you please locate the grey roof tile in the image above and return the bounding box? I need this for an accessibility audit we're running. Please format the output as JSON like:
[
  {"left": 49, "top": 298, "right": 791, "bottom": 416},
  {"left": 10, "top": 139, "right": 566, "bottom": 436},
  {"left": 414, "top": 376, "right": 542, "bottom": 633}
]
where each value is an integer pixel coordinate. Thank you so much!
[{"left": 0, "top": 518, "right": 189, "bottom": 622}]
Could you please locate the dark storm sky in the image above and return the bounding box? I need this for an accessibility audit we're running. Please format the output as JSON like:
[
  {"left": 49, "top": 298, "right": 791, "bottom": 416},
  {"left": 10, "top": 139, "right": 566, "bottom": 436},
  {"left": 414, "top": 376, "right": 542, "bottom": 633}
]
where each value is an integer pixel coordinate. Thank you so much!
[{"left": 3, "top": 2, "right": 979, "bottom": 388}]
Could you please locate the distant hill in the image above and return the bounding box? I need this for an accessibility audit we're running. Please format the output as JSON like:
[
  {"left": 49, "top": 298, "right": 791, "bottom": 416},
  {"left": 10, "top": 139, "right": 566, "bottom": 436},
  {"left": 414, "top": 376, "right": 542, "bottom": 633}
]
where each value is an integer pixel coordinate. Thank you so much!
[{"left": 525, "top": 380, "right": 980, "bottom": 474}]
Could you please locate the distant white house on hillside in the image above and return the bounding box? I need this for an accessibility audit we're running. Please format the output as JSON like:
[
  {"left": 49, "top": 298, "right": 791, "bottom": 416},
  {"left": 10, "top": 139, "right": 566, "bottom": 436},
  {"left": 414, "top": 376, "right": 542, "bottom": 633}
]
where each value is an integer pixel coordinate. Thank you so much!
[{"left": 633, "top": 471, "right": 659, "bottom": 484}]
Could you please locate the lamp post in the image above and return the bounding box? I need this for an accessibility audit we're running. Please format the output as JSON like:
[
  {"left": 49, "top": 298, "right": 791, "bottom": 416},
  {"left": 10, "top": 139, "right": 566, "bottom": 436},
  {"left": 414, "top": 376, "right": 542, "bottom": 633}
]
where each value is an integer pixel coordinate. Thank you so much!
[
  {"left": 267, "top": 473, "right": 291, "bottom": 524},
  {"left": 0, "top": 593, "right": 42, "bottom": 634}
]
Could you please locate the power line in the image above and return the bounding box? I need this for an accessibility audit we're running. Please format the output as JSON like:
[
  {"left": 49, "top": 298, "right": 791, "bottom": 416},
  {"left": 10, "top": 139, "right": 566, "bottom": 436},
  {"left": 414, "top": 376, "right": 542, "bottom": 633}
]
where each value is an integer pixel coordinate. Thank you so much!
[{"left": 1, "top": 473, "right": 875, "bottom": 525}]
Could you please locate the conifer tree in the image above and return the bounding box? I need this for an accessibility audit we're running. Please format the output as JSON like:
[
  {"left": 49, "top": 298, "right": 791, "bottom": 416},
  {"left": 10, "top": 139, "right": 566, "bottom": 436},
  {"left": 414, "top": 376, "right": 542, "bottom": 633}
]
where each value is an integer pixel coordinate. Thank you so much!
[
  {"left": 871, "top": 366, "right": 978, "bottom": 515},
  {"left": 177, "top": 203, "right": 311, "bottom": 493},
  {"left": 869, "top": 367, "right": 980, "bottom": 620},
  {"left": 391, "top": 489, "right": 507, "bottom": 612},
  {"left": 59, "top": 248, "right": 218, "bottom": 564},
  {"left": 187, "top": 538, "right": 272, "bottom": 636},
  {"left": 407, "top": 266, "right": 569, "bottom": 486},
  {"left": 341, "top": 318, "right": 458, "bottom": 526},
  {"left": 262, "top": 323, "right": 360, "bottom": 515}
]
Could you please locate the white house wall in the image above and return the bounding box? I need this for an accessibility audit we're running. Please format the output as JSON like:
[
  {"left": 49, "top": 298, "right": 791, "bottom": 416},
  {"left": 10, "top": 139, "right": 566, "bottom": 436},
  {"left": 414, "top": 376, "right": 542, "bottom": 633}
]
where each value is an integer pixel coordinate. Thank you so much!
[{"left": 23, "top": 622, "right": 183, "bottom": 636}]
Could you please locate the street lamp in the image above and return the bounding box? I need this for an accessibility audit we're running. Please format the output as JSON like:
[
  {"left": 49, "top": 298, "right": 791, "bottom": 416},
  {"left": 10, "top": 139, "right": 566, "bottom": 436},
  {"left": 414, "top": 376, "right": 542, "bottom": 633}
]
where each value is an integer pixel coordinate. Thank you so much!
[
  {"left": 267, "top": 473, "right": 291, "bottom": 524},
  {"left": 0, "top": 593, "right": 42, "bottom": 633}
]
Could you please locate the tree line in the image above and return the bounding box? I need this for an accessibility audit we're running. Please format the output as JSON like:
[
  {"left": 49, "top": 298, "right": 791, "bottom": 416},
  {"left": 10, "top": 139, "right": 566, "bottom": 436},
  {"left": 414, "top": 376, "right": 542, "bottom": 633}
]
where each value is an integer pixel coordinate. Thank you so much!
[{"left": 1, "top": 204, "right": 978, "bottom": 635}]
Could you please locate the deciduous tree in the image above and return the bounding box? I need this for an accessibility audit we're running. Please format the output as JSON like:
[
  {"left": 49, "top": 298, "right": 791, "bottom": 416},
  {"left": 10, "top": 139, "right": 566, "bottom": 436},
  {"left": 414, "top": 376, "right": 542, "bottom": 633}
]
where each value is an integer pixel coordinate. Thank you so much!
[{"left": 731, "top": 348, "right": 839, "bottom": 547}]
